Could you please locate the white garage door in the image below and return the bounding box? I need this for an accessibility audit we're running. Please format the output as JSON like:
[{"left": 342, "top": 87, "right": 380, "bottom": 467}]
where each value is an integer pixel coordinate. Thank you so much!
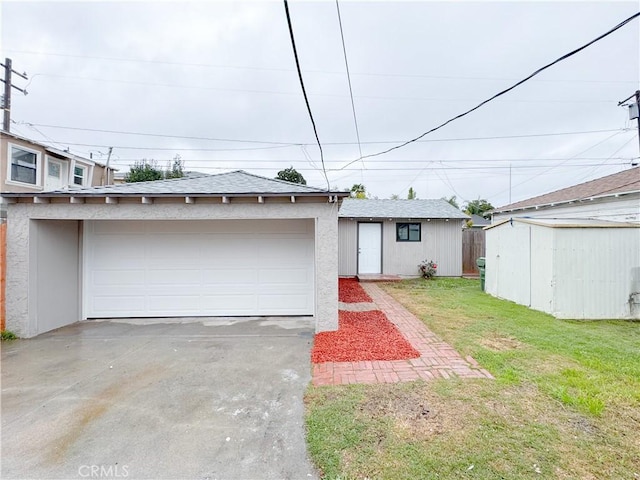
[{"left": 84, "top": 219, "right": 315, "bottom": 318}]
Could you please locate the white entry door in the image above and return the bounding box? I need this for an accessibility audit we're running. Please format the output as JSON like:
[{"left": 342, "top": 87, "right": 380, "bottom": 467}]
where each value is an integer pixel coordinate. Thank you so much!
[{"left": 358, "top": 223, "right": 382, "bottom": 274}]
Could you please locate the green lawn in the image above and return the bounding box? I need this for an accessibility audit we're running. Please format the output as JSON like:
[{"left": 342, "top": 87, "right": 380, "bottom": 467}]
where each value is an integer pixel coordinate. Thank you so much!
[{"left": 305, "top": 278, "right": 640, "bottom": 479}]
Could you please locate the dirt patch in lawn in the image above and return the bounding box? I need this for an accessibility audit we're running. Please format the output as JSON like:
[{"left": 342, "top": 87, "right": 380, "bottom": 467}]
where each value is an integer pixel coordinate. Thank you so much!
[
  {"left": 339, "top": 278, "right": 373, "bottom": 303},
  {"left": 480, "top": 331, "right": 524, "bottom": 351},
  {"left": 311, "top": 310, "right": 420, "bottom": 363},
  {"left": 358, "top": 383, "right": 472, "bottom": 439}
]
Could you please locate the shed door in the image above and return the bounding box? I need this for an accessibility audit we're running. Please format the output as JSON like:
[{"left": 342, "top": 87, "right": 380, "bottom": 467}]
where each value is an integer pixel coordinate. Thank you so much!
[
  {"left": 84, "top": 219, "right": 314, "bottom": 318},
  {"left": 358, "top": 223, "right": 382, "bottom": 274}
]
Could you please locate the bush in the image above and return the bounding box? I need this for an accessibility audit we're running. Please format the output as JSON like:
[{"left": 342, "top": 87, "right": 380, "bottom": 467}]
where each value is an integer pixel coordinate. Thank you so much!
[
  {"left": 418, "top": 259, "right": 438, "bottom": 279},
  {"left": 1, "top": 330, "right": 17, "bottom": 341}
]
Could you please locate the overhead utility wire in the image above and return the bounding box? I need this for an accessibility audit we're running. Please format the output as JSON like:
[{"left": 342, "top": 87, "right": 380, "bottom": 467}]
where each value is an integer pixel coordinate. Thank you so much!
[
  {"left": 8, "top": 49, "right": 637, "bottom": 84},
  {"left": 19, "top": 121, "right": 627, "bottom": 146},
  {"left": 335, "top": 0, "right": 364, "bottom": 167},
  {"left": 282, "top": 0, "right": 330, "bottom": 190},
  {"left": 339, "top": 11, "right": 640, "bottom": 169}
]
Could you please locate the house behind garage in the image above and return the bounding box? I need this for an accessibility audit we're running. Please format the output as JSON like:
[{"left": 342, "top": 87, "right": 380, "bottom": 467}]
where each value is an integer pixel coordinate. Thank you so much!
[
  {"left": 338, "top": 199, "right": 469, "bottom": 277},
  {"left": 2, "top": 170, "right": 348, "bottom": 338}
]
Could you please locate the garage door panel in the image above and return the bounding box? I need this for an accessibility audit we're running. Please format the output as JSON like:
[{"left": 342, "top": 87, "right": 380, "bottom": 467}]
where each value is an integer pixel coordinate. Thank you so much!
[
  {"left": 258, "top": 268, "right": 310, "bottom": 284},
  {"left": 147, "top": 295, "right": 201, "bottom": 314},
  {"left": 147, "top": 269, "right": 202, "bottom": 285},
  {"left": 258, "top": 294, "right": 310, "bottom": 312},
  {"left": 92, "top": 296, "right": 146, "bottom": 314},
  {"left": 90, "top": 236, "right": 146, "bottom": 267},
  {"left": 201, "top": 268, "right": 257, "bottom": 284},
  {"left": 92, "top": 269, "right": 146, "bottom": 286},
  {"left": 200, "top": 294, "right": 258, "bottom": 312},
  {"left": 85, "top": 220, "right": 314, "bottom": 318}
]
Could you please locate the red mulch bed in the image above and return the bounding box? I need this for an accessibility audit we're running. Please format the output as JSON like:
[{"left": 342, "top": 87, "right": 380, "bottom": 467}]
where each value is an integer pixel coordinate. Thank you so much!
[
  {"left": 311, "top": 310, "right": 420, "bottom": 363},
  {"left": 339, "top": 278, "right": 372, "bottom": 303}
]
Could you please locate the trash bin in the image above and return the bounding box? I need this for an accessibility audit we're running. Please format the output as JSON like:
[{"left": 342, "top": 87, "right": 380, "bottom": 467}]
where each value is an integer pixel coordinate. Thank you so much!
[{"left": 476, "top": 257, "right": 486, "bottom": 291}]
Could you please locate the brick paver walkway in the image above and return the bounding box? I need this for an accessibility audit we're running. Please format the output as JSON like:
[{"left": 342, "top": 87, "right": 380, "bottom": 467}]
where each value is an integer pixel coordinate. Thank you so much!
[{"left": 312, "top": 283, "right": 493, "bottom": 386}]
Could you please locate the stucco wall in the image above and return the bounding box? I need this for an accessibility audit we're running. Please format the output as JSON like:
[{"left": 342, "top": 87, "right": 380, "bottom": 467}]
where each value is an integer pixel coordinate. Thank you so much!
[
  {"left": 6, "top": 200, "right": 340, "bottom": 337},
  {"left": 338, "top": 218, "right": 463, "bottom": 277}
]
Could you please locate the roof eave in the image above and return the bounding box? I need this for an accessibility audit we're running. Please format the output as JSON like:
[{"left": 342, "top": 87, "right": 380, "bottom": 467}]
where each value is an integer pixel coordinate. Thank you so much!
[{"left": 492, "top": 189, "right": 640, "bottom": 214}]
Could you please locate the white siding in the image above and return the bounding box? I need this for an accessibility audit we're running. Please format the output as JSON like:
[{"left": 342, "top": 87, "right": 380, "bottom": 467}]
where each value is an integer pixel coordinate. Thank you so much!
[
  {"left": 485, "top": 221, "right": 532, "bottom": 306},
  {"left": 493, "top": 194, "right": 640, "bottom": 224},
  {"left": 486, "top": 219, "right": 640, "bottom": 320},
  {"left": 338, "top": 218, "right": 357, "bottom": 276},
  {"left": 552, "top": 228, "right": 640, "bottom": 319},
  {"left": 338, "top": 218, "right": 463, "bottom": 277}
]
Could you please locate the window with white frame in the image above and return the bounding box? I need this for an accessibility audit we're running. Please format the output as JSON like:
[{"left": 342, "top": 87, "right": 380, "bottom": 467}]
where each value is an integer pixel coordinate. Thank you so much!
[
  {"left": 9, "top": 145, "right": 40, "bottom": 185},
  {"left": 73, "top": 165, "right": 87, "bottom": 186},
  {"left": 48, "top": 161, "right": 61, "bottom": 179}
]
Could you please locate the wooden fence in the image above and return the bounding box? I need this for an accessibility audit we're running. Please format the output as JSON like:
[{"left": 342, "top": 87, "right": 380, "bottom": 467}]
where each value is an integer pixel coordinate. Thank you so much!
[
  {"left": 1, "top": 222, "right": 5, "bottom": 331},
  {"left": 462, "top": 228, "right": 486, "bottom": 275}
]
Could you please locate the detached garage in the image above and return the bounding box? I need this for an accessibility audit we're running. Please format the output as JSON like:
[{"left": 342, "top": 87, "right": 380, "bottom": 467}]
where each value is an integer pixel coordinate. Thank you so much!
[
  {"left": 485, "top": 218, "right": 640, "bottom": 320},
  {"left": 2, "top": 171, "right": 348, "bottom": 337}
]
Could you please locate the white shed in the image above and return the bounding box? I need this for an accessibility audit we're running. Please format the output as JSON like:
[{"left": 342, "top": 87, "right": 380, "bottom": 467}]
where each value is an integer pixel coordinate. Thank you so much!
[{"left": 485, "top": 218, "right": 640, "bottom": 320}]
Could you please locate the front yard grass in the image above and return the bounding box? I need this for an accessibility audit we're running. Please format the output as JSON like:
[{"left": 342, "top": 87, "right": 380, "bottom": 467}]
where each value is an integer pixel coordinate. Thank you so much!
[{"left": 305, "top": 278, "right": 640, "bottom": 479}]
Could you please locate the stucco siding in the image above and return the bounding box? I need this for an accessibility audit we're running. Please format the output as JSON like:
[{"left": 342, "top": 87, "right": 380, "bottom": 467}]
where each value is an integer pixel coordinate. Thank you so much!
[{"left": 6, "top": 200, "right": 339, "bottom": 337}]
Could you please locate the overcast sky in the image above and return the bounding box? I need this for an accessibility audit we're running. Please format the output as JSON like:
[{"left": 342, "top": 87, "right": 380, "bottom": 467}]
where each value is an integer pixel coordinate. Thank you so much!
[{"left": 2, "top": 1, "right": 639, "bottom": 207}]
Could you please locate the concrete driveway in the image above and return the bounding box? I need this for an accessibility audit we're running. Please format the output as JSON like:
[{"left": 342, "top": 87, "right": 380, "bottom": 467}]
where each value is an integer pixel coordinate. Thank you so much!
[{"left": 1, "top": 318, "right": 318, "bottom": 480}]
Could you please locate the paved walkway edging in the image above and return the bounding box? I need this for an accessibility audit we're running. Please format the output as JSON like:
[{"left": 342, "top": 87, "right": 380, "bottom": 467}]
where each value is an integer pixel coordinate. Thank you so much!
[{"left": 312, "top": 283, "right": 493, "bottom": 386}]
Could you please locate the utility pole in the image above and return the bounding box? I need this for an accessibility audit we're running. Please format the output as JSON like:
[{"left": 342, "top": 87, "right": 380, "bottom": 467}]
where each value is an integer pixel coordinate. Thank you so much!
[
  {"left": 617, "top": 90, "right": 640, "bottom": 166},
  {"left": 101, "top": 147, "right": 113, "bottom": 186},
  {"left": 1, "top": 58, "right": 28, "bottom": 133}
]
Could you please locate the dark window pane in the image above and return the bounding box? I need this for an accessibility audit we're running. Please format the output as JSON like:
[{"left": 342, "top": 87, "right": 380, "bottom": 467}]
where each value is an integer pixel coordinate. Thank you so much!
[{"left": 11, "top": 164, "right": 37, "bottom": 184}]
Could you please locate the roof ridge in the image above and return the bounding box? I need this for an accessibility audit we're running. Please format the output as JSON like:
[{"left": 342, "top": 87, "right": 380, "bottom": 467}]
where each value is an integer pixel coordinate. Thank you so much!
[{"left": 233, "top": 169, "right": 328, "bottom": 192}]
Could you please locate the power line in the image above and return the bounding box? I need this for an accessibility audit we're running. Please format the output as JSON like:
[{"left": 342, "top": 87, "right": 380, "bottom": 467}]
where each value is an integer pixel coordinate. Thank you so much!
[
  {"left": 282, "top": 0, "right": 329, "bottom": 190},
  {"left": 340, "top": 11, "right": 640, "bottom": 167},
  {"left": 335, "top": 0, "right": 364, "bottom": 169},
  {"left": 488, "top": 130, "right": 626, "bottom": 199},
  {"left": 26, "top": 72, "right": 619, "bottom": 104},
  {"left": 7, "top": 49, "right": 637, "bottom": 85},
  {"left": 17, "top": 121, "right": 628, "bottom": 147},
  {"left": 18, "top": 121, "right": 298, "bottom": 145}
]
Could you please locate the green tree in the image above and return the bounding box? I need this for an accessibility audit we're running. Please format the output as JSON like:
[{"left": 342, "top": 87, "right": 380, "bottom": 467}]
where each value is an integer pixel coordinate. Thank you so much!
[
  {"left": 125, "top": 159, "right": 165, "bottom": 183},
  {"left": 389, "top": 193, "right": 400, "bottom": 200},
  {"left": 165, "top": 155, "right": 185, "bottom": 179},
  {"left": 276, "top": 166, "right": 307, "bottom": 185},
  {"left": 125, "top": 156, "right": 185, "bottom": 183},
  {"left": 464, "top": 198, "right": 494, "bottom": 218},
  {"left": 442, "top": 195, "right": 460, "bottom": 209},
  {"left": 350, "top": 183, "right": 367, "bottom": 199},
  {"left": 407, "top": 187, "right": 417, "bottom": 200}
]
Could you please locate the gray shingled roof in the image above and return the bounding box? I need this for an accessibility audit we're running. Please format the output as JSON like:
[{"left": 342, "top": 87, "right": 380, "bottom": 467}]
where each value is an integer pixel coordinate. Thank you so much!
[
  {"left": 339, "top": 199, "right": 469, "bottom": 219},
  {"left": 8, "top": 170, "right": 344, "bottom": 197},
  {"left": 494, "top": 166, "right": 640, "bottom": 212}
]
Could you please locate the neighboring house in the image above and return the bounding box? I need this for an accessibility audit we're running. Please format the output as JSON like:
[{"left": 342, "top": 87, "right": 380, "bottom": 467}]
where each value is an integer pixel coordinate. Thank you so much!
[
  {"left": 0, "top": 170, "right": 348, "bottom": 338},
  {"left": 466, "top": 213, "right": 490, "bottom": 228},
  {"left": 1, "top": 131, "right": 116, "bottom": 217},
  {"left": 338, "top": 199, "right": 469, "bottom": 277},
  {"left": 491, "top": 166, "right": 640, "bottom": 224},
  {"left": 485, "top": 218, "right": 640, "bottom": 320}
]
